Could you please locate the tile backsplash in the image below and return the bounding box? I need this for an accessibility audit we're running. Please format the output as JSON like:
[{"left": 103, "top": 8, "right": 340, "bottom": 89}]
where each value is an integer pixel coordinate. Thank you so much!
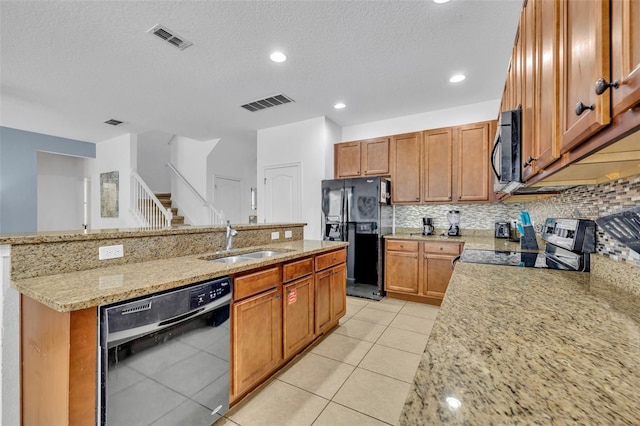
[
  {"left": 525, "top": 175, "right": 640, "bottom": 267},
  {"left": 393, "top": 203, "right": 525, "bottom": 231}
]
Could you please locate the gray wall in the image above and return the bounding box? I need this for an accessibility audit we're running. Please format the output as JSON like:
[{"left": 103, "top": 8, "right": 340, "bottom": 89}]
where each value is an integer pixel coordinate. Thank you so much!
[{"left": 0, "top": 127, "right": 95, "bottom": 233}]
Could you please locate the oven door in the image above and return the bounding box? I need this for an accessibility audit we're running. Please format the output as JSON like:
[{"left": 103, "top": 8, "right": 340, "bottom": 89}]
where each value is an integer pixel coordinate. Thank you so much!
[{"left": 98, "top": 279, "right": 231, "bottom": 426}]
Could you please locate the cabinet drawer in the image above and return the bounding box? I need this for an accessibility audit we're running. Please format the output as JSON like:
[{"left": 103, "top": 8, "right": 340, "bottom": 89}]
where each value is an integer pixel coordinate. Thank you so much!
[
  {"left": 423, "top": 242, "right": 461, "bottom": 255},
  {"left": 234, "top": 266, "right": 281, "bottom": 300},
  {"left": 386, "top": 240, "right": 419, "bottom": 252},
  {"left": 315, "top": 249, "right": 346, "bottom": 271},
  {"left": 283, "top": 257, "right": 313, "bottom": 282}
]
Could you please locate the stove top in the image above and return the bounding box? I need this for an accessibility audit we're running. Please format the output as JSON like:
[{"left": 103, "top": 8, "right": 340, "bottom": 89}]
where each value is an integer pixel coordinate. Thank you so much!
[{"left": 459, "top": 249, "right": 581, "bottom": 271}]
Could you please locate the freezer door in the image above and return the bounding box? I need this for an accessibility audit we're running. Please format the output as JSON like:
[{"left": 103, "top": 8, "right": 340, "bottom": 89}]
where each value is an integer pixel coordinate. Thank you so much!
[{"left": 345, "top": 177, "right": 380, "bottom": 224}]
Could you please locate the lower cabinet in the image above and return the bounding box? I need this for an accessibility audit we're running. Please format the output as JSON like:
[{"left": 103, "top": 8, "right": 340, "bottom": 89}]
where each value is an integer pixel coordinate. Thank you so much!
[
  {"left": 315, "top": 250, "right": 347, "bottom": 335},
  {"left": 231, "top": 266, "right": 283, "bottom": 401},
  {"left": 283, "top": 269, "right": 315, "bottom": 359},
  {"left": 385, "top": 239, "right": 462, "bottom": 305}
]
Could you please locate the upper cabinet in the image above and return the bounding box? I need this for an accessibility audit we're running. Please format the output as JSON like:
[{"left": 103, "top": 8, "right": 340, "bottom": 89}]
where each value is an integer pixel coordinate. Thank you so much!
[
  {"left": 559, "top": 0, "right": 611, "bottom": 153},
  {"left": 422, "top": 127, "right": 453, "bottom": 202},
  {"left": 456, "top": 122, "right": 492, "bottom": 202},
  {"left": 391, "top": 132, "right": 422, "bottom": 204},
  {"left": 334, "top": 138, "right": 390, "bottom": 178},
  {"left": 610, "top": 0, "right": 640, "bottom": 117}
]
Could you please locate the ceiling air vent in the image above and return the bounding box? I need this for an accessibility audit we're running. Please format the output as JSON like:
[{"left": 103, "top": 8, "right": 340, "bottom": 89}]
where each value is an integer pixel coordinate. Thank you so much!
[
  {"left": 240, "top": 94, "right": 295, "bottom": 112},
  {"left": 147, "top": 24, "right": 193, "bottom": 50},
  {"left": 104, "top": 119, "right": 124, "bottom": 126}
]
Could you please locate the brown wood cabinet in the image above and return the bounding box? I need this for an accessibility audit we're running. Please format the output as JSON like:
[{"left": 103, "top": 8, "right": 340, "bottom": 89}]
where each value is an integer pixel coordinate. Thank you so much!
[
  {"left": 384, "top": 239, "right": 462, "bottom": 306},
  {"left": 520, "top": 0, "right": 537, "bottom": 181},
  {"left": 391, "top": 132, "right": 422, "bottom": 203},
  {"left": 315, "top": 249, "right": 347, "bottom": 334},
  {"left": 334, "top": 138, "right": 390, "bottom": 178},
  {"left": 384, "top": 240, "right": 419, "bottom": 294},
  {"left": 457, "top": 122, "right": 491, "bottom": 202},
  {"left": 282, "top": 257, "right": 315, "bottom": 360},
  {"left": 21, "top": 296, "right": 96, "bottom": 426},
  {"left": 422, "top": 127, "right": 453, "bottom": 202},
  {"left": 610, "top": 0, "right": 640, "bottom": 116},
  {"left": 559, "top": 0, "right": 611, "bottom": 153},
  {"left": 231, "top": 267, "right": 283, "bottom": 401}
]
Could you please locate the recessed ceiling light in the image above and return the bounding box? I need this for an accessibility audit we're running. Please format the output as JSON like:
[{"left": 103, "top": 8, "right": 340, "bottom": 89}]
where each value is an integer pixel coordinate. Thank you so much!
[
  {"left": 433, "top": 0, "right": 451, "bottom": 4},
  {"left": 270, "top": 52, "right": 287, "bottom": 63},
  {"left": 449, "top": 74, "right": 466, "bottom": 83},
  {"left": 334, "top": 102, "right": 346, "bottom": 109}
]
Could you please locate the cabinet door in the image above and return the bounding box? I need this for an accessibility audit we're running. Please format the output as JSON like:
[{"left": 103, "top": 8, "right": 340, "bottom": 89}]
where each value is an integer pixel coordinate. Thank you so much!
[
  {"left": 391, "top": 133, "right": 422, "bottom": 203},
  {"left": 384, "top": 251, "right": 419, "bottom": 294},
  {"left": 232, "top": 288, "right": 282, "bottom": 399},
  {"left": 610, "top": 0, "right": 640, "bottom": 116},
  {"left": 423, "top": 128, "right": 453, "bottom": 202},
  {"left": 362, "top": 138, "right": 390, "bottom": 176},
  {"left": 456, "top": 122, "right": 491, "bottom": 202},
  {"left": 423, "top": 254, "right": 454, "bottom": 299},
  {"left": 335, "top": 142, "right": 362, "bottom": 178},
  {"left": 331, "top": 263, "right": 347, "bottom": 321},
  {"left": 559, "top": 0, "right": 610, "bottom": 153},
  {"left": 521, "top": 0, "right": 537, "bottom": 181},
  {"left": 315, "top": 268, "right": 332, "bottom": 333},
  {"left": 283, "top": 277, "right": 315, "bottom": 359},
  {"left": 533, "top": 0, "right": 561, "bottom": 171}
]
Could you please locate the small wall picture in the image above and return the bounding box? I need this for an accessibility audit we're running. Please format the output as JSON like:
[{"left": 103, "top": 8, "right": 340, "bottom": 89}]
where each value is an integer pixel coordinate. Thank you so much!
[{"left": 100, "top": 171, "right": 119, "bottom": 218}]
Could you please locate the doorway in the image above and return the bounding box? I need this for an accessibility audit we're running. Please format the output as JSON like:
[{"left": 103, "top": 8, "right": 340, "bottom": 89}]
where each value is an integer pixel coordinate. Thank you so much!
[
  {"left": 263, "top": 163, "right": 301, "bottom": 223},
  {"left": 213, "top": 175, "right": 242, "bottom": 224}
]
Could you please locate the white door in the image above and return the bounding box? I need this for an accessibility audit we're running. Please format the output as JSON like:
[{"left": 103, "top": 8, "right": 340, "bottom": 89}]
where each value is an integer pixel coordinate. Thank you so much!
[
  {"left": 263, "top": 163, "right": 301, "bottom": 223},
  {"left": 214, "top": 176, "right": 242, "bottom": 224}
]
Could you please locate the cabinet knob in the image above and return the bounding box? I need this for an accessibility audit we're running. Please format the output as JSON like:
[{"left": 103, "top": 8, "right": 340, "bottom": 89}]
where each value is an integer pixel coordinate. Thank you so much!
[
  {"left": 523, "top": 156, "right": 537, "bottom": 169},
  {"left": 439, "top": 247, "right": 443, "bottom": 251},
  {"left": 575, "top": 101, "right": 595, "bottom": 116},
  {"left": 275, "top": 294, "right": 280, "bottom": 299},
  {"left": 595, "top": 78, "right": 619, "bottom": 95}
]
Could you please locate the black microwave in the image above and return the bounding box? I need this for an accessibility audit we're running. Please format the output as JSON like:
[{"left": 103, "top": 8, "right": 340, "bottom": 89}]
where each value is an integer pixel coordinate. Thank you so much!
[{"left": 491, "top": 108, "right": 523, "bottom": 193}]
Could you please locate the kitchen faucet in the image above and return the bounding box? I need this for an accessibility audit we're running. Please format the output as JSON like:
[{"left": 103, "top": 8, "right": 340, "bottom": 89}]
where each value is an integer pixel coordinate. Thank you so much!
[{"left": 225, "top": 220, "right": 238, "bottom": 250}]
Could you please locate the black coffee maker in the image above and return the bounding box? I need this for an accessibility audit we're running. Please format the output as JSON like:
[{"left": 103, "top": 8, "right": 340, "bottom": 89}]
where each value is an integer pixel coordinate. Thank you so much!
[{"left": 422, "top": 217, "right": 434, "bottom": 235}]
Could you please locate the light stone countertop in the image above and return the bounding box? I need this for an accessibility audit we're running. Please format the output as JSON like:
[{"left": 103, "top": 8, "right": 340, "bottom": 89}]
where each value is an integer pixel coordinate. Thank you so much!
[
  {"left": 11, "top": 240, "right": 347, "bottom": 312},
  {"left": 385, "top": 231, "right": 542, "bottom": 252},
  {"left": 400, "top": 259, "right": 640, "bottom": 425}
]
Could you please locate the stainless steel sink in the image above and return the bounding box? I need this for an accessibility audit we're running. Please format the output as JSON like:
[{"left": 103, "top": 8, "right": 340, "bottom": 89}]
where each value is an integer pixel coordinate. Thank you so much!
[
  {"left": 242, "top": 250, "right": 288, "bottom": 259},
  {"left": 210, "top": 255, "right": 254, "bottom": 264}
]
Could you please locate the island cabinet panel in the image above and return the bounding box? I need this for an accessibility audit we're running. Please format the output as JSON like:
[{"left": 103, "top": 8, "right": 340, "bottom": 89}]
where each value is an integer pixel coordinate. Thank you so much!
[
  {"left": 559, "top": 0, "right": 611, "bottom": 153},
  {"left": 314, "top": 249, "right": 347, "bottom": 335},
  {"left": 611, "top": 0, "right": 640, "bottom": 116},
  {"left": 391, "top": 132, "right": 422, "bottom": 203},
  {"left": 456, "top": 122, "right": 491, "bottom": 202},
  {"left": 21, "top": 296, "right": 96, "bottom": 426},
  {"left": 283, "top": 276, "right": 315, "bottom": 360},
  {"left": 234, "top": 265, "right": 281, "bottom": 300},
  {"left": 422, "top": 127, "right": 453, "bottom": 202},
  {"left": 231, "top": 287, "right": 283, "bottom": 401},
  {"left": 315, "top": 268, "right": 332, "bottom": 332}
]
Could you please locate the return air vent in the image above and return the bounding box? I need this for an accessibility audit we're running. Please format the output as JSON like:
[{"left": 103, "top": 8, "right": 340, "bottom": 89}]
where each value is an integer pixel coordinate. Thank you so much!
[
  {"left": 240, "top": 94, "right": 294, "bottom": 112},
  {"left": 104, "top": 119, "right": 124, "bottom": 126},
  {"left": 147, "top": 24, "right": 193, "bottom": 50}
]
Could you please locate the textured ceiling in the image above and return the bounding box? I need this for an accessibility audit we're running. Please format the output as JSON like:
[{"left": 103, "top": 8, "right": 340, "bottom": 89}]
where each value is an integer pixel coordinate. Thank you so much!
[{"left": 0, "top": 1, "right": 521, "bottom": 143}]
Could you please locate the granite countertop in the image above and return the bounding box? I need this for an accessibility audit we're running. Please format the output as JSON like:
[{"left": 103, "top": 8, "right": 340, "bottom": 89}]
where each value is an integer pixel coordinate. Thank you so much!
[
  {"left": 385, "top": 231, "right": 542, "bottom": 252},
  {"left": 11, "top": 240, "right": 347, "bottom": 312},
  {"left": 400, "top": 260, "right": 640, "bottom": 424}
]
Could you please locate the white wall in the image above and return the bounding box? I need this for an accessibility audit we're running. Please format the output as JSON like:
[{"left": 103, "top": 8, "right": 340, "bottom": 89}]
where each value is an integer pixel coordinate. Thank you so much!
[
  {"left": 207, "top": 135, "right": 257, "bottom": 224},
  {"left": 257, "top": 117, "right": 336, "bottom": 240},
  {"left": 137, "top": 130, "right": 173, "bottom": 193},
  {"left": 341, "top": 99, "right": 500, "bottom": 141},
  {"left": 325, "top": 119, "right": 341, "bottom": 179},
  {"left": 37, "top": 152, "right": 86, "bottom": 231},
  {"left": 90, "top": 133, "right": 139, "bottom": 229},
  {"left": 170, "top": 135, "right": 218, "bottom": 198}
]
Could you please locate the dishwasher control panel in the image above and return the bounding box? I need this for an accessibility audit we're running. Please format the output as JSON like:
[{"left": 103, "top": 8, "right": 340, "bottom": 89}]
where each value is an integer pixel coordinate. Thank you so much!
[{"left": 189, "top": 277, "right": 232, "bottom": 310}]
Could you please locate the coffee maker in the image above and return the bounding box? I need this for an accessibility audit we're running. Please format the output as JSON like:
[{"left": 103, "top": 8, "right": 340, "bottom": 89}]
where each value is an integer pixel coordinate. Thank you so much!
[
  {"left": 422, "top": 217, "right": 434, "bottom": 235},
  {"left": 447, "top": 210, "right": 461, "bottom": 236}
]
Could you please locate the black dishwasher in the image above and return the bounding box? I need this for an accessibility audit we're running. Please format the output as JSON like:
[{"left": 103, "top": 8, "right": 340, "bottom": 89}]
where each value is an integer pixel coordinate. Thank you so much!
[{"left": 98, "top": 276, "right": 232, "bottom": 426}]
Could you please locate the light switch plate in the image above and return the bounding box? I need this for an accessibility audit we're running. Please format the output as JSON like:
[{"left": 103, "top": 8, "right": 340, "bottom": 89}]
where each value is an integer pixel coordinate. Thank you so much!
[
  {"left": 284, "top": 230, "right": 292, "bottom": 238},
  {"left": 271, "top": 231, "right": 280, "bottom": 240},
  {"left": 99, "top": 244, "right": 124, "bottom": 260}
]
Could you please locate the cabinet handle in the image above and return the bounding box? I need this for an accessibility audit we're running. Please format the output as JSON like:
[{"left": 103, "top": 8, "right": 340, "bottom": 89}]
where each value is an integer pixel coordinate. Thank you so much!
[
  {"left": 595, "top": 78, "right": 619, "bottom": 95},
  {"left": 575, "top": 101, "right": 595, "bottom": 116},
  {"left": 523, "top": 156, "right": 537, "bottom": 169},
  {"left": 275, "top": 294, "right": 280, "bottom": 299}
]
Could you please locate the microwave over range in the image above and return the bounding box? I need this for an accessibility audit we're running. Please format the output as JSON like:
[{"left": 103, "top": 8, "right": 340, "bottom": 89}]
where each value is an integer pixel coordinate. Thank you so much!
[{"left": 491, "top": 108, "right": 523, "bottom": 194}]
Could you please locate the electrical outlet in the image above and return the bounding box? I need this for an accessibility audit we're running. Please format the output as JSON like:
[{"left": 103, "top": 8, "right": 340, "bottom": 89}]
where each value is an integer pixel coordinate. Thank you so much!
[
  {"left": 271, "top": 231, "right": 280, "bottom": 240},
  {"left": 284, "top": 230, "right": 292, "bottom": 238},
  {"left": 99, "top": 244, "right": 124, "bottom": 260}
]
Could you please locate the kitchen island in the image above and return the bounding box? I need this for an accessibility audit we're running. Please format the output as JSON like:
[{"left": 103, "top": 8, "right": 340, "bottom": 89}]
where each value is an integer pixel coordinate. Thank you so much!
[{"left": 400, "top": 258, "right": 640, "bottom": 424}]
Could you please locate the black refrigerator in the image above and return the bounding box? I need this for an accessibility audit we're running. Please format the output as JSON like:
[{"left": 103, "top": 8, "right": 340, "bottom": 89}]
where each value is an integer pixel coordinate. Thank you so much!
[{"left": 321, "top": 177, "right": 391, "bottom": 300}]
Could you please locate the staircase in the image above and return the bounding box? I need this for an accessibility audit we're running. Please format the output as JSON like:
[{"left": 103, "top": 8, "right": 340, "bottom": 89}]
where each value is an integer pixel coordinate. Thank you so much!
[{"left": 155, "top": 193, "right": 186, "bottom": 226}]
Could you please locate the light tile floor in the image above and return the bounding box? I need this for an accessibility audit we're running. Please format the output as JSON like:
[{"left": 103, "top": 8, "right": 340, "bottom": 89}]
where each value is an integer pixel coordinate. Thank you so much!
[{"left": 219, "top": 296, "right": 439, "bottom": 426}]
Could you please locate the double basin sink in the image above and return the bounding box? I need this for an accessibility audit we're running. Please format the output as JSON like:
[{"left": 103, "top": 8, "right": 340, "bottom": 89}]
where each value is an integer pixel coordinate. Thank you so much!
[{"left": 204, "top": 250, "right": 289, "bottom": 264}]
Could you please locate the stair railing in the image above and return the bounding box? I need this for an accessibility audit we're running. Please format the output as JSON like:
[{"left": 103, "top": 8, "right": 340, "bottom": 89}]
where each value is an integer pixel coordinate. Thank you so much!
[
  {"left": 166, "top": 162, "right": 225, "bottom": 225},
  {"left": 131, "top": 170, "right": 173, "bottom": 228}
]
